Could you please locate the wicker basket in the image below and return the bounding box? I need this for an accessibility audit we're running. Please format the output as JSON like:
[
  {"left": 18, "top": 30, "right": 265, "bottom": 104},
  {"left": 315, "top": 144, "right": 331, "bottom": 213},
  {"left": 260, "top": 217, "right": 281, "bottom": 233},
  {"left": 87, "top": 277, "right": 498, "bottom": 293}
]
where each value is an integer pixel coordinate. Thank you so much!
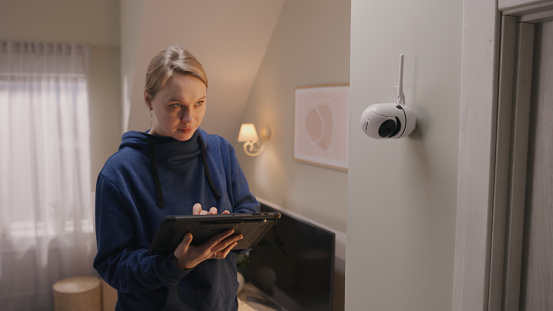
[{"left": 52, "top": 276, "right": 102, "bottom": 311}]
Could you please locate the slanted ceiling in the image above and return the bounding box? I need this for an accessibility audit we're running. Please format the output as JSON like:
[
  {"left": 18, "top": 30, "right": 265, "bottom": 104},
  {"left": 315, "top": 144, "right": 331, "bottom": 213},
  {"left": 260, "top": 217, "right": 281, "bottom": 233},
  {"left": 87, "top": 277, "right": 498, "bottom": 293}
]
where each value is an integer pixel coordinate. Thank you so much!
[{"left": 122, "top": 0, "right": 285, "bottom": 141}]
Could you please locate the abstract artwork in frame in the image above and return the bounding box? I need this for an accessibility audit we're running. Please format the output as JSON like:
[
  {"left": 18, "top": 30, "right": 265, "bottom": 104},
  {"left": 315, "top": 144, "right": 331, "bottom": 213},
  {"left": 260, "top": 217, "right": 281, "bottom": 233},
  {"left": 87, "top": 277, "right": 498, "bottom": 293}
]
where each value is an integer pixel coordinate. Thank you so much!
[{"left": 294, "top": 84, "right": 349, "bottom": 171}]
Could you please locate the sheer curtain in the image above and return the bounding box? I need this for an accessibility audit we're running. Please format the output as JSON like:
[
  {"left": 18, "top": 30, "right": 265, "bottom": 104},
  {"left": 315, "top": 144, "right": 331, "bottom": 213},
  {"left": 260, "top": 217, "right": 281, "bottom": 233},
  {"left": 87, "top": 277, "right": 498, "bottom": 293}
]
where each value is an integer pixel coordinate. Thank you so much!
[{"left": 0, "top": 41, "right": 95, "bottom": 310}]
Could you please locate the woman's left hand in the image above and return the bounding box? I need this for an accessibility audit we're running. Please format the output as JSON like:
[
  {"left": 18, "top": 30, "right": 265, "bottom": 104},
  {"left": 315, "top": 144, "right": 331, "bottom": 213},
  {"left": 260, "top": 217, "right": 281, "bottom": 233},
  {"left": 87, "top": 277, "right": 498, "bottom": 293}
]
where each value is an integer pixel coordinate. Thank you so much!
[{"left": 192, "top": 203, "right": 229, "bottom": 215}]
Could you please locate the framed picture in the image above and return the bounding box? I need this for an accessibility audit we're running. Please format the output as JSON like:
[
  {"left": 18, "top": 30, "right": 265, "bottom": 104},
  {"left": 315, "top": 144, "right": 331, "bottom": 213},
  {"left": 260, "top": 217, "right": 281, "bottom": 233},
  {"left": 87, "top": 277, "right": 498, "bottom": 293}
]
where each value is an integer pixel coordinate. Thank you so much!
[{"left": 294, "top": 84, "right": 349, "bottom": 171}]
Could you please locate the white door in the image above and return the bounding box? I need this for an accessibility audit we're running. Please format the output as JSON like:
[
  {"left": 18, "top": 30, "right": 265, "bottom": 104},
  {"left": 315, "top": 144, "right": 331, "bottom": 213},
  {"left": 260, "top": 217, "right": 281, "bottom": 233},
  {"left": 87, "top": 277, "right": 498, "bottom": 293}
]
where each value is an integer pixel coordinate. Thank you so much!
[
  {"left": 489, "top": 11, "right": 553, "bottom": 311},
  {"left": 453, "top": 1, "right": 553, "bottom": 310},
  {"left": 519, "top": 20, "right": 553, "bottom": 311}
]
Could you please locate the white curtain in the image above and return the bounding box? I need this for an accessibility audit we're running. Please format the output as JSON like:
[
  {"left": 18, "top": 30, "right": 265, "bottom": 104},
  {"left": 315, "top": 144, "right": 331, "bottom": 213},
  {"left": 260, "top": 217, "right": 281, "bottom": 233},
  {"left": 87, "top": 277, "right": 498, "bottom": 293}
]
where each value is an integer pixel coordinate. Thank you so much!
[{"left": 0, "top": 42, "right": 95, "bottom": 311}]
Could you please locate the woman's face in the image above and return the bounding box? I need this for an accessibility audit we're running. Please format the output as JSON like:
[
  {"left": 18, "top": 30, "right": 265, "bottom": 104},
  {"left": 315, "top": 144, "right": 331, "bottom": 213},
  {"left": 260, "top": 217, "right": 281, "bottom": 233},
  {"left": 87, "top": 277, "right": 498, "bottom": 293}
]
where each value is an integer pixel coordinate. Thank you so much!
[{"left": 145, "top": 73, "right": 207, "bottom": 141}]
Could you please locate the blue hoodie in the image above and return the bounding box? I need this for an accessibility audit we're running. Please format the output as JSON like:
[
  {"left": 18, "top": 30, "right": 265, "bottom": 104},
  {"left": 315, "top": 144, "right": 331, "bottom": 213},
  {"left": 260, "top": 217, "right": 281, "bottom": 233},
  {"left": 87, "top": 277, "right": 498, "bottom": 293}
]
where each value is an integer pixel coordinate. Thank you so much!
[{"left": 93, "top": 129, "right": 259, "bottom": 311}]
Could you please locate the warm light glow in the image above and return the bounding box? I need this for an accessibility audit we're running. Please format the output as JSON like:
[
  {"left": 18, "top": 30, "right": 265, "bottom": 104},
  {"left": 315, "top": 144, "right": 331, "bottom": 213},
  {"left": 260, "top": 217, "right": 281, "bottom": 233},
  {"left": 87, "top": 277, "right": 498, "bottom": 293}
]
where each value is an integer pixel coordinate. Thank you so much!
[
  {"left": 237, "top": 123, "right": 271, "bottom": 157},
  {"left": 238, "top": 123, "right": 259, "bottom": 142}
]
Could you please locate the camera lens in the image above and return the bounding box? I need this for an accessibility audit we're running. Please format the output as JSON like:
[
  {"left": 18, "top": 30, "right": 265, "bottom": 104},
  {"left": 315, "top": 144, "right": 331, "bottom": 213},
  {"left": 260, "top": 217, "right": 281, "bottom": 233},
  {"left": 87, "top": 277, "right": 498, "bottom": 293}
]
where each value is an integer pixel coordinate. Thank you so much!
[{"left": 378, "top": 119, "right": 397, "bottom": 137}]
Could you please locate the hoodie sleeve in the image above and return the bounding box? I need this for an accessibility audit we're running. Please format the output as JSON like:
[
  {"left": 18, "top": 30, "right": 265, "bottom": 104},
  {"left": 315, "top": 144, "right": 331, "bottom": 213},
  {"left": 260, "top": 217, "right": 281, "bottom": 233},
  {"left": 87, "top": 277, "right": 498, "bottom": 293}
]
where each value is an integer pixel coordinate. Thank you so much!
[
  {"left": 93, "top": 174, "right": 190, "bottom": 294},
  {"left": 224, "top": 140, "right": 260, "bottom": 214}
]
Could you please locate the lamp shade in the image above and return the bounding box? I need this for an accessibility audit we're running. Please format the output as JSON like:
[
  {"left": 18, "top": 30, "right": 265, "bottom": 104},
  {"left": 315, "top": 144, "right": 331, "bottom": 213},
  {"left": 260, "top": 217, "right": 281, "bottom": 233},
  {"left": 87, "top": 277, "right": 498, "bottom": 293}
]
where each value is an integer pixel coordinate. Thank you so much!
[{"left": 237, "top": 123, "right": 259, "bottom": 142}]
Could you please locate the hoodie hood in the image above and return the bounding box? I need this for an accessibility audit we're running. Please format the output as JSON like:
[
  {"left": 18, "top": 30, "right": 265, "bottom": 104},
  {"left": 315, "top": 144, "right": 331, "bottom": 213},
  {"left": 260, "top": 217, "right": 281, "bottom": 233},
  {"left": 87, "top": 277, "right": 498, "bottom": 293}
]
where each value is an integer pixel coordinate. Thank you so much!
[
  {"left": 119, "top": 129, "right": 220, "bottom": 208},
  {"left": 120, "top": 129, "right": 202, "bottom": 157}
]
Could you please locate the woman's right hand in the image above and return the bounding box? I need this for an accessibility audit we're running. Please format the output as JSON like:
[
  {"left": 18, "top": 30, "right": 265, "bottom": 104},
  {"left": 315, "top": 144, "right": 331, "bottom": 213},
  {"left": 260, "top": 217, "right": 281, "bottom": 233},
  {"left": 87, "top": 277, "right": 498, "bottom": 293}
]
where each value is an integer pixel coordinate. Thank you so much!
[
  {"left": 173, "top": 229, "right": 243, "bottom": 270},
  {"left": 172, "top": 203, "right": 240, "bottom": 270}
]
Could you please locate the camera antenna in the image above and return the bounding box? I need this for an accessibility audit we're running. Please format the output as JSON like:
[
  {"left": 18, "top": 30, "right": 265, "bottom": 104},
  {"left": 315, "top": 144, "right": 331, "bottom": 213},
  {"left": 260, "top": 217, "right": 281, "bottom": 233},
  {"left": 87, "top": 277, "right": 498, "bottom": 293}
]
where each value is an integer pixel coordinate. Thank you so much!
[{"left": 395, "top": 54, "right": 405, "bottom": 106}]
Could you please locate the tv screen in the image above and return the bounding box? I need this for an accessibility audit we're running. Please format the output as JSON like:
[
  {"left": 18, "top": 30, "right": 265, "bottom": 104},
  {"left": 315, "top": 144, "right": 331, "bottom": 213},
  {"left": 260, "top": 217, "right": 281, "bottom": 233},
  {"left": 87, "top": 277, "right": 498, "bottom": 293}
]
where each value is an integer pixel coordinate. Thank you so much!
[{"left": 245, "top": 203, "right": 335, "bottom": 310}]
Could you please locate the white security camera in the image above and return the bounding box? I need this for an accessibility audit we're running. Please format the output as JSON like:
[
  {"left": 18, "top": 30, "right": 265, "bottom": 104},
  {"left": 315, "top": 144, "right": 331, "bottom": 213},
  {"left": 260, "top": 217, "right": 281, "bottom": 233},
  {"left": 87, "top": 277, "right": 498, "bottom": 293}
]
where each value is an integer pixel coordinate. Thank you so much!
[
  {"left": 360, "top": 54, "right": 416, "bottom": 139},
  {"left": 360, "top": 103, "right": 416, "bottom": 138}
]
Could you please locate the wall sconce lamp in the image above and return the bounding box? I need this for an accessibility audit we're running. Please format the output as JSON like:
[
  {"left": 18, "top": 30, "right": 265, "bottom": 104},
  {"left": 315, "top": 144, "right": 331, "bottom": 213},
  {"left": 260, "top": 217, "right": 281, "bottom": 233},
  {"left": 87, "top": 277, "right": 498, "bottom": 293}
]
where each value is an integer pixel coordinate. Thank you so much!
[{"left": 237, "top": 123, "right": 271, "bottom": 156}]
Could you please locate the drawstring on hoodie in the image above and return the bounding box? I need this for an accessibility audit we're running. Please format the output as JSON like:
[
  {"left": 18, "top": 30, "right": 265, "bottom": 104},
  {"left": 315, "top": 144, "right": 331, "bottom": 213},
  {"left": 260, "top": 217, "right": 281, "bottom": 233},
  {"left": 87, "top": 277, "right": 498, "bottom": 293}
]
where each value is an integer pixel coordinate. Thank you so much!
[
  {"left": 147, "top": 139, "right": 165, "bottom": 209},
  {"left": 147, "top": 134, "right": 221, "bottom": 209},
  {"left": 198, "top": 135, "right": 222, "bottom": 200}
]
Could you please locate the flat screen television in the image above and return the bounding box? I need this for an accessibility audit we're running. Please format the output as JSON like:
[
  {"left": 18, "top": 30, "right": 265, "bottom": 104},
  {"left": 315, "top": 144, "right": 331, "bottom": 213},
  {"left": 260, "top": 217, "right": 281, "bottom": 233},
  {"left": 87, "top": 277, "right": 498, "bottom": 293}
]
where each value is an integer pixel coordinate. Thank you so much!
[{"left": 244, "top": 203, "right": 335, "bottom": 311}]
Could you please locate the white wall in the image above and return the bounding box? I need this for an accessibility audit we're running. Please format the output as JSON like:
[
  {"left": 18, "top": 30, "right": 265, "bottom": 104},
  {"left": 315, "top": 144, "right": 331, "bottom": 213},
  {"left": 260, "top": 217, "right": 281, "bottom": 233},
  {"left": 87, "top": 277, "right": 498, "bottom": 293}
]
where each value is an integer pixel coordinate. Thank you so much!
[
  {"left": 0, "top": 0, "right": 122, "bottom": 191},
  {"left": 347, "top": 0, "right": 462, "bottom": 310},
  {"left": 120, "top": 0, "right": 144, "bottom": 132},
  {"left": 237, "top": 2, "right": 350, "bottom": 308},
  {"left": 237, "top": 0, "right": 351, "bottom": 234}
]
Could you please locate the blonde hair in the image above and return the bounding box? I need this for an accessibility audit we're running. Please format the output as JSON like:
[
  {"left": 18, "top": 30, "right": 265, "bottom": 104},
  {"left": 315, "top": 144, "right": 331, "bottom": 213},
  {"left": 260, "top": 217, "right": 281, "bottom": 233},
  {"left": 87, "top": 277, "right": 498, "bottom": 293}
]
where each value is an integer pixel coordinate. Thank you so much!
[{"left": 144, "top": 45, "right": 208, "bottom": 99}]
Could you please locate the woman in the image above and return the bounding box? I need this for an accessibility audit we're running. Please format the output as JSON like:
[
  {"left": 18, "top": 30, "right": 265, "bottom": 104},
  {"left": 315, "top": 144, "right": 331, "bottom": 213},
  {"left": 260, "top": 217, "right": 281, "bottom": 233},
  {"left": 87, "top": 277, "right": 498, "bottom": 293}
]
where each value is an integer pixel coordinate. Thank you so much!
[{"left": 94, "top": 45, "right": 259, "bottom": 310}]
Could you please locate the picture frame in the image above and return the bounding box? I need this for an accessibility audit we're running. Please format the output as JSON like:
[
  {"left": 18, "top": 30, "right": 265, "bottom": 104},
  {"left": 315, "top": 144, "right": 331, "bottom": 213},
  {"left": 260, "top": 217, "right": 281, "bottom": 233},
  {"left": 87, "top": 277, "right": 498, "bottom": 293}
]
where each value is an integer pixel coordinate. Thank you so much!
[{"left": 294, "top": 84, "right": 349, "bottom": 171}]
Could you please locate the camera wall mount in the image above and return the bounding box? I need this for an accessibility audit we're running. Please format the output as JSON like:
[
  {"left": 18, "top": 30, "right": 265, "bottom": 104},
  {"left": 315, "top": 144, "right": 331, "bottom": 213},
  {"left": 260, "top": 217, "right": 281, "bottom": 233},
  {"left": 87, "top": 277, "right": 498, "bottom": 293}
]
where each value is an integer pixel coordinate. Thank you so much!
[{"left": 360, "top": 54, "right": 416, "bottom": 139}]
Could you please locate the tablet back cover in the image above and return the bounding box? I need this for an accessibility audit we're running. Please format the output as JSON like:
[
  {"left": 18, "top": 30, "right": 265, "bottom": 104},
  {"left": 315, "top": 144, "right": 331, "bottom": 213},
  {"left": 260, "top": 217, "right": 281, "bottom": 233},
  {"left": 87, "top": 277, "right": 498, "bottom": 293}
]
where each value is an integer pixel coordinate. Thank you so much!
[{"left": 148, "top": 212, "right": 281, "bottom": 255}]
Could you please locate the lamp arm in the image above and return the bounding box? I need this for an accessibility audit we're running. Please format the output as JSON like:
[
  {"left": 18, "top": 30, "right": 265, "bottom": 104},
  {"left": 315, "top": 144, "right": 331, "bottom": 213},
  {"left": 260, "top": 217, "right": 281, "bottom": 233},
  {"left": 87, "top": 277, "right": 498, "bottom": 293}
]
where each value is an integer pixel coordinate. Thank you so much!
[{"left": 243, "top": 141, "right": 264, "bottom": 157}]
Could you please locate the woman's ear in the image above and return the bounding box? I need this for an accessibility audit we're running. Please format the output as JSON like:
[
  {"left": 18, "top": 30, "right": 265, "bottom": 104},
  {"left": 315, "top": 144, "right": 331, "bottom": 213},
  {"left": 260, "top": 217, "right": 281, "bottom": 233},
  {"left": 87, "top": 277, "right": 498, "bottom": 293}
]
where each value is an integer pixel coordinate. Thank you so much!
[{"left": 144, "top": 91, "right": 153, "bottom": 111}]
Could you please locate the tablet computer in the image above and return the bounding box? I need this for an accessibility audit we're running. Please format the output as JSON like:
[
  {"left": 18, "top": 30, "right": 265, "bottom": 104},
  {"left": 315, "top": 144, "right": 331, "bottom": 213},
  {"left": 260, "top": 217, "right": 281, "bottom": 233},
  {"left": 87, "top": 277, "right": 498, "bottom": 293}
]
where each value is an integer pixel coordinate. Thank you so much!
[{"left": 148, "top": 212, "right": 281, "bottom": 255}]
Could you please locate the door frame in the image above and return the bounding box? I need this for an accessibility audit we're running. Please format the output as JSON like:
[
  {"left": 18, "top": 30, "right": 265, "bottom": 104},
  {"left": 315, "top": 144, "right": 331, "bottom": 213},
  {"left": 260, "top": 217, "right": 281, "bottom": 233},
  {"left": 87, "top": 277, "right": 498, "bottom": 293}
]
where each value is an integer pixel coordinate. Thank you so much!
[{"left": 453, "top": 1, "right": 553, "bottom": 310}]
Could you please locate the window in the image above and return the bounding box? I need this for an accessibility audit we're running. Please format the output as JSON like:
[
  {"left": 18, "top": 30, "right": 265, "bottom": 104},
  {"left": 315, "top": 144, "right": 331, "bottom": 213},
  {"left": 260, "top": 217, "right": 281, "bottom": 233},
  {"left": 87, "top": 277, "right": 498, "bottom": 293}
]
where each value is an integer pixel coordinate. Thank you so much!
[{"left": 0, "top": 41, "right": 95, "bottom": 310}]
